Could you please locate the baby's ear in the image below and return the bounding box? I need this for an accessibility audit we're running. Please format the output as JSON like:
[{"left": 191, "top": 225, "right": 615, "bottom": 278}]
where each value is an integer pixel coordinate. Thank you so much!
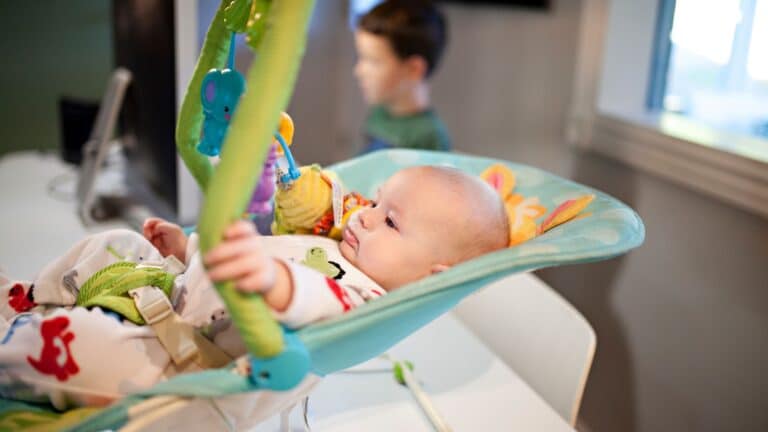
[{"left": 431, "top": 263, "right": 450, "bottom": 275}]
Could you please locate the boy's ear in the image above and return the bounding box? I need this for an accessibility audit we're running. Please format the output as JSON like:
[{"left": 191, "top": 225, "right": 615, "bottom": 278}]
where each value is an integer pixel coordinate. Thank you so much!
[
  {"left": 405, "top": 55, "right": 428, "bottom": 81},
  {"left": 431, "top": 263, "right": 451, "bottom": 274}
]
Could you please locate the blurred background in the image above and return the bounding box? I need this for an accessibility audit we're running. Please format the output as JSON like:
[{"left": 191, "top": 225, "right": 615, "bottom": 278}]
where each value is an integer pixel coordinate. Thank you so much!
[{"left": 1, "top": 1, "right": 767, "bottom": 431}]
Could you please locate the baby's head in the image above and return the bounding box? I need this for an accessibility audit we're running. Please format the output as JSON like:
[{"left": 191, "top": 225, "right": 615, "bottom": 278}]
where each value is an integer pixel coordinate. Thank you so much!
[{"left": 340, "top": 166, "right": 509, "bottom": 290}]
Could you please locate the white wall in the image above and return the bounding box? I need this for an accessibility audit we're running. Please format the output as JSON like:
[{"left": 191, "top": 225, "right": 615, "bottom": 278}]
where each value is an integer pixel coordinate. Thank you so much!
[
  {"left": 308, "top": 0, "right": 585, "bottom": 174},
  {"left": 596, "top": 0, "right": 659, "bottom": 120},
  {"left": 433, "top": 2, "right": 584, "bottom": 176}
]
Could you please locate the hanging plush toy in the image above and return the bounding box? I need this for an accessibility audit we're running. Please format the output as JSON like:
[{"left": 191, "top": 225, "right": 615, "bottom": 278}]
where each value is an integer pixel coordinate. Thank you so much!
[
  {"left": 271, "top": 164, "right": 371, "bottom": 238},
  {"left": 195, "top": 28, "right": 299, "bottom": 218},
  {"left": 198, "top": 33, "right": 246, "bottom": 157},
  {"left": 246, "top": 112, "right": 297, "bottom": 216},
  {"left": 271, "top": 165, "right": 334, "bottom": 235}
]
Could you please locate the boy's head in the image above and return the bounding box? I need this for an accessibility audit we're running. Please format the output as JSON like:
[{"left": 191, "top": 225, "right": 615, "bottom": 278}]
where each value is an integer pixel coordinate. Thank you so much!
[
  {"left": 340, "top": 166, "right": 509, "bottom": 290},
  {"left": 354, "top": 0, "right": 447, "bottom": 106}
]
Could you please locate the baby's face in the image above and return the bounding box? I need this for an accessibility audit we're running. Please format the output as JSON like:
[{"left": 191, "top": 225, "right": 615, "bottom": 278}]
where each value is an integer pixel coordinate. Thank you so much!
[{"left": 339, "top": 168, "right": 465, "bottom": 290}]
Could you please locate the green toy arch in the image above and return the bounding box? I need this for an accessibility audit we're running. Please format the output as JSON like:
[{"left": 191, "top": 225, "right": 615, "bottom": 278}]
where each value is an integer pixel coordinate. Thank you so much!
[{"left": 176, "top": 0, "right": 316, "bottom": 358}]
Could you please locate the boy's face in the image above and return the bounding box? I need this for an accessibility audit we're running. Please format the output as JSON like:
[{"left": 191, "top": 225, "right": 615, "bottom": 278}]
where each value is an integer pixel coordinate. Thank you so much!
[
  {"left": 339, "top": 168, "right": 463, "bottom": 290},
  {"left": 353, "top": 30, "right": 413, "bottom": 106}
]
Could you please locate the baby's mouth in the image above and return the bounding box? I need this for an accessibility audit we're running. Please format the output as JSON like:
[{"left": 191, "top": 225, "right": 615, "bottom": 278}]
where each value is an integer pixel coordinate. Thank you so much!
[{"left": 342, "top": 226, "right": 359, "bottom": 251}]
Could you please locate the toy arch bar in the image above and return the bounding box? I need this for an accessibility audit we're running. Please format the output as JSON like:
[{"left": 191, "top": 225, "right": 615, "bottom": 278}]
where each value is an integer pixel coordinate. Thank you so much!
[{"left": 175, "top": 0, "right": 316, "bottom": 378}]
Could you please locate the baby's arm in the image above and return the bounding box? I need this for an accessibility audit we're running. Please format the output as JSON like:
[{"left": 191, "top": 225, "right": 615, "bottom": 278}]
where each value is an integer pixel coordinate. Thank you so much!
[
  {"left": 268, "top": 262, "right": 380, "bottom": 328},
  {"left": 204, "top": 220, "right": 293, "bottom": 312},
  {"left": 204, "top": 221, "right": 383, "bottom": 327},
  {"left": 142, "top": 218, "right": 188, "bottom": 263}
]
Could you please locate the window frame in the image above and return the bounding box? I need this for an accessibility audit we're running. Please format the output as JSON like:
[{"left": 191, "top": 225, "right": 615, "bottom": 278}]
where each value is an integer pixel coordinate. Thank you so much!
[{"left": 568, "top": 0, "right": 768, "bottom": 219}]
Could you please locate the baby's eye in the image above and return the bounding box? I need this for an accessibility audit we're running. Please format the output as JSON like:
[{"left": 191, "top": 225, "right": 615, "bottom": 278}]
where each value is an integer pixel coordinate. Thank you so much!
[
  {"left": 385, "top": 216, "right": 397, "bottom": 230},
  {"left": 371, "top": 201, "right": 378, "bottom": 208}
]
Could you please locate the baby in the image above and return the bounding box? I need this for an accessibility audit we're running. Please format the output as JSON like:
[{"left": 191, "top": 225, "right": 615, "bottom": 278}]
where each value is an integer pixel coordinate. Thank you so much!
[
  {"left": 0, "top": 166, "right": 508, "bottom": 410},
  {"left": 206, "top": 165, "right": 508, "bottom": 307}
]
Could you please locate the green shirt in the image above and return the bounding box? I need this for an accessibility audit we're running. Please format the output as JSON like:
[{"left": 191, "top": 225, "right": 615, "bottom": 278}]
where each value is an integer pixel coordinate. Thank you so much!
[{"left": 362, "top": 105, "right": 451, "bottom": 153}]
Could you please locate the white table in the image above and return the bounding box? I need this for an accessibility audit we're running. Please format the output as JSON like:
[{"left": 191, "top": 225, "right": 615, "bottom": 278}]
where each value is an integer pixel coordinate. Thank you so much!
[
  {"left": 0, "top": 151, "right": 130, "bottom": 279},
  {"left": 258, "top": 313, "right": 575, "bottom": 432}
]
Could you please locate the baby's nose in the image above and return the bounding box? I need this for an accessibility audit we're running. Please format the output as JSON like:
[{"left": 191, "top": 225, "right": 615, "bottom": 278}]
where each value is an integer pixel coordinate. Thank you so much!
[
  {"left": 359, "top": 209, "right": 370, "bottom": 229},
  {"left": 358, "top": 207, "right": 376, "bottom": 229}
]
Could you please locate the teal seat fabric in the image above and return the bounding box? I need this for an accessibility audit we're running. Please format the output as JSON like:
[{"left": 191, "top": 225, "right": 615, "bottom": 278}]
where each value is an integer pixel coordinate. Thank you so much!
[
  {"left": 300, "top": 149, "right": 645, "bottom": 373},
  {"left": 5, "top": 150, "right": 644, "bottom": 431}
]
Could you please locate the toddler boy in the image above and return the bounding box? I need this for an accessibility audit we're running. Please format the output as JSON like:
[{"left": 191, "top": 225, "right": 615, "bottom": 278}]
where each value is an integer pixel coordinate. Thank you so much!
[{"left": 354, "top": 0, "right": 451, "bottom": 152}]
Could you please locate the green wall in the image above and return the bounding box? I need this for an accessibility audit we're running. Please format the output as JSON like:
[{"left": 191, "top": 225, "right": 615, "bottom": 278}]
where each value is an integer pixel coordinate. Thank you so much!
[{"left": 0, "top": 1, "right": 112, "bottom": 156}]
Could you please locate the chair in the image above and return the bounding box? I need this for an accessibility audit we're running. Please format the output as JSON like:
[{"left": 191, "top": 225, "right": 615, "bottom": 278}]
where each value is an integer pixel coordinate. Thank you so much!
[{"left": 453, "top": 272, "right": 595, "bottom": 426}]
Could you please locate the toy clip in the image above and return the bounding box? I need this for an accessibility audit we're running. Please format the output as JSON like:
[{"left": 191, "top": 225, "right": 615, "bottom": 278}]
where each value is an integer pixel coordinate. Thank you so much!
[
  {"left": 275, "top": 131, "right": 301, "bottom": 184},
  {"left": 248, "top": 330, "right": 311, "bottom": 391}
]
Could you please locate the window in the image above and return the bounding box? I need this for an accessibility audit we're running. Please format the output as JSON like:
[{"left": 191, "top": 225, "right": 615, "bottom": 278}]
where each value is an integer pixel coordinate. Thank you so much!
[
  {"left": 572, "top": 0, "right": 768, "bottom": 219},
  {"left": 651, "top": 0, "right": 768, "bottom": 140}
]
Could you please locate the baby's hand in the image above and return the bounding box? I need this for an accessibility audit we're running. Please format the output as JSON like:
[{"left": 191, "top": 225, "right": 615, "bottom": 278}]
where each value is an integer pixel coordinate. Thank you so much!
[
  {"left": 204, "top": 220, "right": 276, "bottom": 294},
  {"left": 142, "top": 217, "right": 187, "bottom": 262},
  {"left": 205, "top": 221, "right": 294, "bottom": 311}
]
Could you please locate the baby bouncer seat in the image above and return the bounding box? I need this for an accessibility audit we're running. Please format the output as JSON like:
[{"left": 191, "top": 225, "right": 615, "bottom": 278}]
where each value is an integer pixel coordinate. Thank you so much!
[{"left": 0, "top": 1, "right": 645, "bottom": 430}]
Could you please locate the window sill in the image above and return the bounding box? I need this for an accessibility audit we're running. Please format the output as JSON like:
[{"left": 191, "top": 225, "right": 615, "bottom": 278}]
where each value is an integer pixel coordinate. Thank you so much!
[{"left": 583, "top": 113, "right": 768, "bottom": 219}]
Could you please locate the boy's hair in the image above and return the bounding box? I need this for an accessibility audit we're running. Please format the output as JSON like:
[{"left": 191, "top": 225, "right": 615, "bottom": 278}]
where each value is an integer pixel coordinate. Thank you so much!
[{"left": 357, "top": 0, "right": 448, "bottom": 78}]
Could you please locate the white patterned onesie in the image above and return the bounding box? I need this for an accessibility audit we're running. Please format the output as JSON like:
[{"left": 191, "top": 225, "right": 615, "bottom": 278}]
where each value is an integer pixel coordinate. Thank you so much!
[{"left": 0, "top": 227, "right": 384, "bottom": 411}]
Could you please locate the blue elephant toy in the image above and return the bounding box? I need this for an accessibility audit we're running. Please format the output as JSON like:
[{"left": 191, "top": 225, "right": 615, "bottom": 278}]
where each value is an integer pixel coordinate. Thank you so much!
[{"left": 198, "top": 68, "right": 246, "bottom": 157}]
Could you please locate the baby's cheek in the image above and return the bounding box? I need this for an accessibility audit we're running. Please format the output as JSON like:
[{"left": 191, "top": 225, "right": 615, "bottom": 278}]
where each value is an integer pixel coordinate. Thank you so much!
[{"left": 360, "top": 253, "right": 390, "bottom": 284}]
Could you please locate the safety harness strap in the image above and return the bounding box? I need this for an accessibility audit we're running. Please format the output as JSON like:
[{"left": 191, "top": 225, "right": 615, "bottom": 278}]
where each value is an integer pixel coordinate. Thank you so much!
[{"left": 130, "top": 286, "right": 232, "bottom": 369}]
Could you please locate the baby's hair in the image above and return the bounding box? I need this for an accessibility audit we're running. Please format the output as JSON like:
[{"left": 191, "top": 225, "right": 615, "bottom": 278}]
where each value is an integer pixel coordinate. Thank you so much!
[
  {"left": 412, "top": 166, "right": 509, "bottom": 263},
  {"left": 357, "top": 0, "right": 448, "bottom": 78}
]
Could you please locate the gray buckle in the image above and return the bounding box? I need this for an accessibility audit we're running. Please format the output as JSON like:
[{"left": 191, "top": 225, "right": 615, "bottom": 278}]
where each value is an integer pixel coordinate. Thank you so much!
[{"left": 130, "top": 286, "right": 173, "bottom": 325}]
